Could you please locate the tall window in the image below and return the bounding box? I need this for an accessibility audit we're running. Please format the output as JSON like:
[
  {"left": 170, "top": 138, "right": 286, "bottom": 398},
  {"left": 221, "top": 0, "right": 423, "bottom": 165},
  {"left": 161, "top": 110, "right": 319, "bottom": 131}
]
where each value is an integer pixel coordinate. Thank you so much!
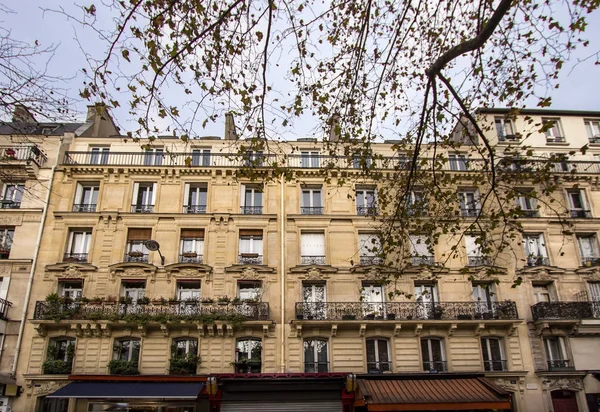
[
  {"left": 567, "top": 189, "right": 591, "bottom": 218},
  {"left": 358, "top": 233, "right": 382, "bottom": 265},
  {"left": 366, "top": 339, "right": 391, "bottom": 373},
  {"left": 89, "top": 147, "right": 110, "bottom": 165},
  {"left": 362, "top": 283, "right": 385, "bottom": 318},
  {"left": 465, "top": 235, "right": 489, "bottom": 266},
  {"left": 301, "top": 232, "right": 325, "bottom": 265},
  {"left": 301, "top": 151, "right": 320, "bottom": 168},
  {"left": 495, "top": 117, "right": 516, "bottom": 141},
  {"left": 111, "top": 339, "right": 141, "bottom": 375},
  {"left": 473, "top": 283, "right": 495, "bottom": 317},
  {"left": 481, "top": 338, "right": 506, "bottom": 371},
  {"left": 73, "top": 182, "right": 99, "bottom": 212},
  {"left": 356, "top": 187, "right": 378, "bottom": 216},
  {"left": 1, "top": 184, "right": 23, "bottom": 209},
  {"left": 43, "top": 338, "right": 75, "bottom": 375},
  {"left": 458, "top": 190, "right": 480, "bottom": 217},
  {"left": 415, "top": 284, "right": 438, "bottom": 319},
  {"left": 240, "top": 184, "right": 263, "bottom": 214},
  {"left": 304, "top": 339, "right": 329, "bottom": 372},
  {"left": 125, "top": 228, "right": 152, "bottom": 263},
  {"left": 177, "top": 281, "right": 201, "bottom": 301},
  {"left": 0, "top": 227, "right": 14, "bottom": 259},
  {"left": 542, "top": 118, "right": 565, "bottom": 142},
  {"left": 243, "top": 150, "right": 264, "bottom": 167},
  {"left": 235, "top": 339, "right": 262, "bottom": 373},
  {"left": 301, "top": 186, "right": 323, "bottom": 215},
  {"left": 577, "top": 234, "right": 600, "bottom": 266},
  {"left": 410, "top": 235, "right": 433, "bottom": 265},
  {"left": 544, "top": 337, "right": 571, "bottom": 370},
  {"left": 143, "top": 148, "right": 164, "bottom": 166},
  {"left": 238, "top": 281, "right": 262, "bottom": 301},
  {"left": 131, "top": 183, "right": 156, "bottom": 213},
  {"left": 421, "top": 338, "right": 446, "bottom": 371},
  {"left": 170, "top": 338, "right": 199, "bottom": 375},
  {"left": 58, "top": 280, "right": 83, "bottom": 300},
  {"left": 406, "top": 189, "right": 427, "bottom": 216},
  {"left": 515, "top": 191, "right": 538, "bottom": 217},
  {"left": 533, "top": 283, "right": 555, "bottom": 303},
  {"left": 585, "top": 119, "right": 600, "bottom": 142},
  {"left": 524, "top": 234, "right": 549, "bottom": 266},
  {"left": 191, "top": 149, "right": 211, "bottom": 166},
  {"left": 64, "top": 230, "right": 92, "bottom": 262},
  {"left": 179, "top": 229, "right": 204, "bottom": 263},
  {"left": 183, "top": 183, "right": 207, "bottom": 213},
  {"left": 121, "top": 281, "right": 146, "bottom": 304},
  {"left": 238, "top": 230, "right": 263, "bottom": 264},
  {"left": 301, "top": 283, "right": 326, "bottom": 320},
  {"left": 448, "top": 154, "right": 468, "bottom": 171}
]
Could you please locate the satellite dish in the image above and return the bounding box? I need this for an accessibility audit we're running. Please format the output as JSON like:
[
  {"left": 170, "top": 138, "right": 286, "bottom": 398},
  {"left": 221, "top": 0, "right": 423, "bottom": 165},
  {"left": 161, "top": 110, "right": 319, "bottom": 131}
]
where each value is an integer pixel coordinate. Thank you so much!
[{"left": 144, "top": 240, "right": 160, "bottom": 251}]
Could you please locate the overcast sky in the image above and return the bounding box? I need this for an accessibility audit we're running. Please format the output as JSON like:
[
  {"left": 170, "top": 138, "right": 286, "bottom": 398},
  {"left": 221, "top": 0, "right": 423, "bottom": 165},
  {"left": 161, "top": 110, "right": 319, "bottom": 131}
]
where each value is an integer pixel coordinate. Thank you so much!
[{"left": 4, "top": 2, "right": 600, "bottom": 139}]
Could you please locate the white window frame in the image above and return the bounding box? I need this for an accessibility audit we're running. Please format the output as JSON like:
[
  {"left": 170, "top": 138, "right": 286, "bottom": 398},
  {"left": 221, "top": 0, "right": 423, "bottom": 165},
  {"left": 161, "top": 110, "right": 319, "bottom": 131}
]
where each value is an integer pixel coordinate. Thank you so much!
[
  {"left": 113, "top": 339, "right": 141, "bottom": 362},
  {"left": 494, "top": 117, "right": 516, "bottom": 140},
  {"left": 585, "top": 119, "right": 600, "bottom": 142},
  {"left": 567, "top": 189, "right": 590, "bottom": 214},
  {"left": 544, "top": 336, "right": 568, "bottom": 366},
  {"left": 458, "top": 190, "right": 480, "bottom": 216},
  {"left": 132, "top": 182, "right": 157, "bottom": 208},
  {"left": 421, "top": 338, "right": 446, "bottom": 371},
  {"left": 143, "top": 148, "right": 164, "bottom": 166},
  {"left": 180, "top": 236, "right": 204, "bottom": 256},
  {"left": 177, "top": 281, "right": 201, "bottom": 301},
  {"left": 172, "top": 338, "right": 198, "bottom": 356},
  {"left": 238, "top": 281, "right": 262, "bottom": 301},
  {"left": 356, "top": 187, "right": 378, "bottom": 214},
  {"left": 67, "top": 230, "right": 92, "bottom": 255},
  {"left": 74, "top": 182, "right": 99, "bottom": 209},
  {"left": 240, "top": 184, "right": 263, "bottom": 208},
  {"left": 542, "top": 118, "right": 565, "bottom": 142},
  {"left": 516, "top": 192, "right": 537, "bottom": 212},
  {"left": 577, "top": 234, "right": 599, "bottom": 261},
  {"left": 89, "top": 147, "right": 110, "bottom": 165},
  {"left": 366, "top": 338, "right": 391, "bottom": 373},
  {"left": 1, "top": 184, "right": 24, "bottom": 204},
  {"left": 301, "top": 187, "right": 323, "bottom": 208},
  {"left": 0, "top": 227, "right": 14, "bottom": 255},
  {"left": 524, "top": 233, "right": 548, "bottom": 261},
  {"left": 191, "top": 149, "right": 211, "bottom": 166},
  {"left": 301, "top": 151, "right": 320, "bottom": 168},
  {"left": 239, "top": 235, "right": 263, "bottom": 255},
  {"left": 448, "top": 154, "right": 468, "bottom": 171},
  {"left": 59, "top": 280, "right": 83, "bottom": 299},
  {"left": 481, "top": 337, "right": 505, "bottom": 371}
]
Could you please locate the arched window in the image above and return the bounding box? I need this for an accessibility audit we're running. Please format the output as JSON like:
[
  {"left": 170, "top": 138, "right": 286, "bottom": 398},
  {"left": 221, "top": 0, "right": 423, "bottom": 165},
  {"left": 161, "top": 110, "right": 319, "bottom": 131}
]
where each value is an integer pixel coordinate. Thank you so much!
[
  {"left": 366, "top": 338, "right": 390, "bottom": 373},
  {"left": 170, "top": 338, "right": 199, "bottom": 375},
  {"left": 421, "top": 338, "right": 446, "bottom": 372},
  {"left": 43, "top": 337, "right": 75, "bottom": 374},
  {"left": 109, "top": 338, "right": 140, "bottom": 375},
  {"left": 235, "top": 339, "right": 261, "bottom": 373},
  {"left": 304, "top": 339, "right": 329, "bottom": 372}
]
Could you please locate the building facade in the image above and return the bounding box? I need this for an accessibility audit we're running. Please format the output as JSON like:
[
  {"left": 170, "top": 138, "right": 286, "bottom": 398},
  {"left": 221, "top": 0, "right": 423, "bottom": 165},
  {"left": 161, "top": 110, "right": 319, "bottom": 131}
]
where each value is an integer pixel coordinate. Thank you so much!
[{"left": 5, "top": 107, "right": 600, "bottom": 412}]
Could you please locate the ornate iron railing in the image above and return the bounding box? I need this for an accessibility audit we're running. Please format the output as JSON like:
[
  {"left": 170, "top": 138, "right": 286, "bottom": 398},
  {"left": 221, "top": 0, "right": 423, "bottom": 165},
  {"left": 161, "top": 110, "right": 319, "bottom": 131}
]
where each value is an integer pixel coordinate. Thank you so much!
[
  {"left": 423, "top": 361, "right": 447, "bottom": 372},
  {"left": 72, "top": 203, "right": 97, "bottom": 212},
  {"left": 527, "top": 256, "right": 550, "bottom": 267},
  {"left": 301, "top": 256, "right": 326, "bottom": 265},
  {"left": 124, "top": 253, "right": 149, "bottom": 263},
  {"left": 240, "top": 206, "right": 263, "bottom": 215},
  {"left": 0, "top": 201, "right": 20, "bottom": 209},
  {"left": 0, "top": 297, "right": 12, "bottom": 321},
  {"left": 483, "top": 360, "right": 507, "bottom": 371},
  {"left": 360, "top": 256, "right": 384, "bottom": 265},
  {"left": 304, "top": 362, "right": 330, "bottom": 373},
  {"left": 461, "top": 208, "right": 480, "bottom": 217},
  {"left": 294, "top": 301, "right": 518, "bottom": 321},
  {"left": 131, "top": 204, "right": 154, "bottom": 213},
  {"left": 570, "top": 209, "right": 592, "bottom": 218},
  {"left": 238, "top": 254, "right": 263, "bottom": 265},
  {"left": 63, "top": 253, "right": 88, "bottom": 263},
  {"left": 531, "top": 301, "right": 597, "bottom": 320},
  {"left": 356, "top": 206, "right": 378, "bottom": 216},
  {"left": 547, "top": 359, "right": 574, "bottom": 370},
  {"left": 468, "top": 256, "right": 491, "bottom": 266},
  {"left": 300, "top": 207, "right": 324, "bottom": 215},
  {"left": 179, "top": 254, "right": 203, "bottom": 263},
  {"left": 411, "top": 256, "right": 436, "bottom": 266},
  {"left": 0, "top": 145, "right": 46, "bottom": 166},
  {"left": 367, "top": 362, "right": 392, "bottom": 374},
  {"left": 184, "top": 205, "right": 206, "bottom": 214},
  {"left": 33, "top": 300, "right": 269, "bottom": 321}
]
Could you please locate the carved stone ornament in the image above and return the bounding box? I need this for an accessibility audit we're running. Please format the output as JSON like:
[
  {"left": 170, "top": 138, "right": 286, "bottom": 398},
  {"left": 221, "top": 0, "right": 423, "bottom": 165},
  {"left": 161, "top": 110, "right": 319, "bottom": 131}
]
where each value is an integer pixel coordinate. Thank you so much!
[
  {"left": 298, "top": 267, "right": 331, "bottom": 282},
  {"left": 493, "top": 378, "right": 522, "bottom": 393},
  {"left": 543, "top": 377, "right": 583, "bottom": 392},
  {"left": 165, "top": 262, "right": 213, "bottom": 283},
  {"left": 576, "top": 266, "right": 600, "bottom": 281},
  {"left": 359, "top": 268, "right": 388, "bottom": 282},
  {"left": 225, "top": 263, "right": 275, "bottom": 279},
  {"left": 45, "top": 263, "right": 97, "bottom": 280},
  {"left": 109, "top": 262, "right": 157, "bottom": 283},
  {"left": 239, "top": 267, "right": 263, "bottom": 281},
  {"left": 519, "top": 265, "right": 566, "bottom": 279},
  {"left": 31, "top": 379, "right": 69, "bottom": 396}
]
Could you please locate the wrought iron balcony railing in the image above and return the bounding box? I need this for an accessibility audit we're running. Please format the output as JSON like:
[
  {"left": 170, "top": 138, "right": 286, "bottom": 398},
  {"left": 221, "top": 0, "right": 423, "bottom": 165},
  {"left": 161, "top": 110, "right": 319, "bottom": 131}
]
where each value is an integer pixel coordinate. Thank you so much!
[
  {"left": 131, "top": 204, "right": 154, "bottom": 213},
  {"left": 357, "top": 206, "right": 378, "bottom": 216},
  {"left": 63, "top": 253, "right": 88, "bottom": 263},
  {"left": 179, "top": 254, "right": 203, "bottom": 263},
  {"left": 301, "top": 255, "right": 326, "bottom": 265},
  {"left": 547, "top": 359, "right": 574, "bottom": 371},
  {"left": 304, "top": 362, "right": 330, "bottom": 373},
  {"left": 519, "top": 209, "right": 539, "bottom": 218},
  {"left": 423, "top": 361, "right": 447, "bottom": 372},
  {"left": 183, "top": 205, "right": 207, "bottom": 214},
  {"left": 0, "top": 200, "right": 20, "bottom": 209},
  {"left": 527, "top": 256, "right": 550, "bottom": 267},
  {"left": 531, "top": 301, "right": 598, "bottom": 320},
  {"left": 0, "top": 297, "right": 12, "bottom": 321},
  {"left": 581, "top": 256, "right": 600, "bottom": 266},
  {"left": 468, "top": 256, "right": 491, "bottom": 266},
  {"left": 240, "top": 206, "right": 263, "bottom": 215},
  {"left": 234, "top": 361, "right": 262, "bottom": 373},
  {"left": 295, "top": 301, "right": 518, "bottom": 321},
  {"left": 360, "top": 256, "right": 384, "bottom": 265},
  {"left": 411, "top": 256, "right": 436, "bottom": 266},
  {"left": 301, "top": 207, "right": 324, "bottom": 215},
  {"left": 483, "top": 360, "right": 507, "bottom": 372},
  {"left": 570, "top": 209, "right": 592, "bottom": 218},
  {"left": 238, "top": 254, "right": 263, "bottom": 265},
  {"left": 0, "top": 145, "right": 47, "bottom": 166},
  {"left": 124, "top": 253, "right": 149, "bottom": 263},
  {"left": 461, "top": 208, "right": 480, "bottom": 217},
  {"left": 367, "top": 362, "right": 392, "bottom": 374},
  {"left": 72, "top": 203, "right": 97, "bottom": 212},
  {"left": 33, "top": 300, "right": 270, "bottom": 321}
]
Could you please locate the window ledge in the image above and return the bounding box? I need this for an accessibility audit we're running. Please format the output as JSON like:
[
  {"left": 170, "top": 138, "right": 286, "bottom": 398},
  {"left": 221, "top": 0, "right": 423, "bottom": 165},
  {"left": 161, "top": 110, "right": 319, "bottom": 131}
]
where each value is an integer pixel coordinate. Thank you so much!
[{"left": 545, "top": 141, "right": 570, "bottom": 147}]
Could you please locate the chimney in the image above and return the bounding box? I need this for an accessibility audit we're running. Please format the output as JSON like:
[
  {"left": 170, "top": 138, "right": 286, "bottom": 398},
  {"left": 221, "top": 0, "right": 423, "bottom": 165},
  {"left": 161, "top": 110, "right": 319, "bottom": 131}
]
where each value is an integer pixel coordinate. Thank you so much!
[
  {"left": 328, "top": 113, "right": 341, "bottom": 142},
  {"left": 12, "top": 105, "right": 36, "bottom": 123},
  {"left": 224, "top": 112, "right": 238, "bottom": 140}
]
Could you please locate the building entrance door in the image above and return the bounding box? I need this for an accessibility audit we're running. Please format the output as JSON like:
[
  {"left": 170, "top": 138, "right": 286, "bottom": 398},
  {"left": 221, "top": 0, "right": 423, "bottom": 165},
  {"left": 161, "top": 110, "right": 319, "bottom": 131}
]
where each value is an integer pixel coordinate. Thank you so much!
[{"left": 551, "top": 390, "right": 578, "bottom": 412}]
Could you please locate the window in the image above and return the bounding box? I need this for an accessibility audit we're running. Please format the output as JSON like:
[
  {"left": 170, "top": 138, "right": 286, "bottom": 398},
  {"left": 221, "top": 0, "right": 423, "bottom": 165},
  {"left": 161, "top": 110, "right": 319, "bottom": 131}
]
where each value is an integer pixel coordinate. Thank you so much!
[
  {"left": 179, "top": 229, "right": 204, "bottom": 263},
  {"left": 495, "top": 117, "right": 516, "bottom": 141},
  {"left": 473, "top": 283, "right": 495, "bottom": 318},
  {"left": 1, "top": 183, "right": 23, "bottom": 209},
  {"left": 448, "top": 154, "right": 468, "bottom": 171},
  {"left": 414, "top": 284, "right": 439, "bottom": 319},
  {"left": 125, "top": 228, "right": 152, "bottom": 263},
  {"left": 352, "top": 153, "right": 373, "bottom": 169},
  {"left": 112, "top": 339, "right": 140, "bottom": 362},
  {"left": 64, "top": 230, "right": 91, "bottom": 262},
  {"left": 533, "top": 283, "right": 554, "bottom": 303},
  {"left": 0, "top": 227, "right": 14, "bottom": 259},
  {"left": 89, "top": 147, "right": 110, "bottom": 164},
  {"left": 177, "top": 281, "right": 201, "bottom": 301},
  {"left": 465, "top": 235, "right": 489, "bottom": 266},
  {"left": 585, "top": 119, "right": 600, "bottom": 143},
  {"left": 362, "top": 283, "right": 385, "bottom": 318},
  {"left": 356, "top": 187, "right": 378, "bottom": 216},
  {"left": 191, "top": 149, "right": 211, "bottom": 166},
  {"left": 406, "top": 189, "right": 427, "bottom": 216},
  {"left": 240, "top": 184, "right": 263, "bottom": 214},
  {"left": 524, "top": 234, "right": 549, "bottom": 266},
  {"left": 243, "top": 150, "right": 264, "bottom": 167},
  {"left": 577, "top": 234, "right": 600, "bottom": 266},
  {"left": 301, "top": 151, "right": 320, "bottom": 168},
  {"left": 73, "top": 182, "right": 99, "bottom": 212},
  {"left": 366, "top": 339, "right": 391, "bottom": 373},
  {"left": 131, "top": 183, "right": 156, "bottom": 213},
  {"left": 304, "top": 339, "right": 329, "bottom": 372},
  {"left": 143, "top": 148, "right": 164, "bottom": 166},
  {"left": 515, "top": 190, "right": 538, "bottom": 217},
  {"left": 421, "top": 338, "right": 446, "bottom": 371},
  {"left": 121, "top": 281, "right": 146, "bottom": 304},
  {"left": 301, "top": 186, "right": 323, "bottom": 215},
  {"left": 410, "top": 235, "right": 434, "bottom": 265},
  {"left": 301, "top": 232, "right": 325, "bottom": 265},
  {"left": 567, "top": 189, "right": 591, "bottom": 218},
  {"left": 301, "top": 283, "right": 326, "bottom": 320},
  {"left": 43, "top": 338, "right": 75, "bottom": 375},
  {"left": 238, "top": 229, "right": 263, "bottom": 264},
  {"left": 58, "top": 280, "right": 83, "bottom": 300},
  {"left": 458, "top": 190, "right": 480, "bottom": 217},
  {"left": 544, "top": 337, "right": 571, "bottom": 370},
  {"left": 170, "top": 338, "right": 199, "bottom": 375},
  {"left": 235, "top": 339, "right": 261, "bottom": 373},
  {"left": 481, "top": 338, "right": 506, "bottom": 371},
  {"left": 238, "top": 281, "right": 261, "bottom": 301},
  {"left": 183, "top": 183, "right": 207, "bottom": 213},
  {"left": 542, "top": 118, "right": 565, "bottom": 142},
  {"left": 358, "top": 233, "right": 382, "bottom": 265}
]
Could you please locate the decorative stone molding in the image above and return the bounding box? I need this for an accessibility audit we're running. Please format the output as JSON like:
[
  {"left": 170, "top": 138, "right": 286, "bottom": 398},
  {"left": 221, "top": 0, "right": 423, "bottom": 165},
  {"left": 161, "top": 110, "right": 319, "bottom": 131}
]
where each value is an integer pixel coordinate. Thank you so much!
[
  {"left": 26, "top": 379, "right": 69, "bottom": 397},
  {"left": 542, "top": 377, "right": 584, "bottom": 392},
  {"left": 108, "top": 262, "right": 157, "bottom": 283},
  {"left": 517, "top": 265, "right": 566, "bottom": 280},
  {"left": 575, "top": 266, "right": 600, "bottom": 281},
  {"left": 291, "top": 264, "right": 338, "bottom": 276},
  {"left": 0, "top": 215, "right": 22, "bottom": 226},
  {"left": 165, "top": 262, "right": 213, "bottom": 283},
  {"left": 493, "top": 377, "right": 525, "bottom": 394},
  {"left": 226, "top": 264, "right": 275, "bottom": 281},
  {"left": 45, "top": 263, "right": 97, "bottom": 280}
]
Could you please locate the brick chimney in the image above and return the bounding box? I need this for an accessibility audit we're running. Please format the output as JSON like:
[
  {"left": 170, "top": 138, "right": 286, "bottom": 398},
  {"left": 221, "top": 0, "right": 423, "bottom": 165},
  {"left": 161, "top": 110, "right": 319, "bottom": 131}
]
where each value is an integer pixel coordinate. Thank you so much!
[{"left": 224, "top": 112, "right": 238, "bottom": 140}]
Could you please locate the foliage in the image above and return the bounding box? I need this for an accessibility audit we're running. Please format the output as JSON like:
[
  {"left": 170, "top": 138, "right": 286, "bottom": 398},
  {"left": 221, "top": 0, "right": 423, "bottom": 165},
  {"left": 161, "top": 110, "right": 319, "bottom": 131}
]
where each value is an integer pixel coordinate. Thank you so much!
[
  {"left": 107, "top": 359, "right": 139, "bottom": 375},
  {"left": 169, "top": 353, "right": 201, "bottom": 375},
  {"left": 42, "top": 359, "right": 72, "bottom": 375}
]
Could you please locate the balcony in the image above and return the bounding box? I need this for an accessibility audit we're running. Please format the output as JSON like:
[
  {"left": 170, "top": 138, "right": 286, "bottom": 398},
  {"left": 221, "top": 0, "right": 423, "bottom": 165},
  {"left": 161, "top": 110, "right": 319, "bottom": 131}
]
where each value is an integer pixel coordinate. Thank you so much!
[
  {"left": 179, "top": 253, "right": 203, "bottom": 264},
  {"left": 527, "top": 256, "right": 549, "bottom": 267},
  {"left": 468, "top": 256, "right": 491, "bottom": 266},
  {"left": 184, "top": 205, "right": 206, "bottom": 214},
  {"left": 33, "top": 300, "right": 270, "bottom": 321},
  {"left": 519, "top": 209, "right": 539, "bottom": 218},
  {"left": 411, "top": 256, "right": 436, "bottom": 266},
  {"left": 300, "top": 207, "right": 324, "bottom": 215},
  {"left": 423, "top": 361, "right": 447, "bottom": 372},
  {"left": 294, "top": 301, "right": 518, "bottom": 321},
  {"left": 124, "top": 252, "right": 149, "bottom": 263},
  {"left": 238, "top": 254, "right": 263, "bottom": 265},
  {"left": 108, "top": 360, "right": 139, "bottom": 375},
  {"left": 483, "top": 360, "right": 507, "bottom": 372},
  {"left": 581, "top": 257, "right": 600, "bottom": 267},
  {"left": 42, "top": 359, "right": 73, "bottom": 375},
  {"left": 531, "top": 301, "right": 597, "bottom": 320},
  {"left": 72, "top": 203, "right": 97, "bottom": 212},
  {"left": 547, "top": 359, "right": 574, "bottom": 371},
  {"left": 357, "top": 206, "right": 378, "bottom": 216},
  {"left": 131, "top": 204, "right": 154, "bottom": 213},
  {"left": 360, "top": 256, "right": 384, "bottom": 266},
  {"left": 570, "top": 209, "right": 592, "bottom": 218},
  {"left": 0, "top": 298, "right": 12, "bottom": 321},
  {"left": 301, "top": 255, "right": 326, "bottom": 265},
  {"left": 461, "top": 208, "right": 480, "bottom": 217},
  {"left": 304, "top": 362, "right": 330, "bottom": 373},
  {"left": 63, "top": 253, "right": 88, "bottom": 263},
  {"left": 0, "top": 145, "right": 47, "bottom": 167},
  {"left": 240, "top": 206, "right": 263, "bottom": 215},
  {"left": 367, "top": 362, "right": 392, "bottom": 374},
  {"left": 0, "top": 200, "right": 20, "bottom": 209}
]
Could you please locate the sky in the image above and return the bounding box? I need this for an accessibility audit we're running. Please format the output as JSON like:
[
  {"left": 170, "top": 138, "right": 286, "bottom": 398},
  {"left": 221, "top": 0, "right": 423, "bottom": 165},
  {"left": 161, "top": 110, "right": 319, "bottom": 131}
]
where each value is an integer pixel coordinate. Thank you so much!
[{"left": 4, "top": 1, "right": 600, "bottom": 139}]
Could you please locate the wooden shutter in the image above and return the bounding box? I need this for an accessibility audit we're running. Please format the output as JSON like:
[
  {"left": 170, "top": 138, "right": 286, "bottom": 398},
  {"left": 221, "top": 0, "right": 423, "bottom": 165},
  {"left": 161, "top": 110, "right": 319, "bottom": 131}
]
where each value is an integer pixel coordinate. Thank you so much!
[{"left": 239, "top": 229, "right": 263, "bottom": 237}]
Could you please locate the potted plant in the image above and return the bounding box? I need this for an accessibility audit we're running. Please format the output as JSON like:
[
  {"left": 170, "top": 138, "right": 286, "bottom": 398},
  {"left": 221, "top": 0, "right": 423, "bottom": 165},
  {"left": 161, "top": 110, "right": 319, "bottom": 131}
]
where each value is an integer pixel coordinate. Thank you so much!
[
  {"left": 201, "top": 297, "right": 214, "bottom": 304},
  {"left": 363, "top": 312, "right": 376, "bottom": 320},
  {"left": 119, "top": 296, "right": 133, "bottom": 305},
  {"left": 137, "top": 296, "right": 150, "bottom": 305},
  {"left": 232, "top": 297, "right": 241, "bottom": 304},
  {"left": 432, "top": 306, "right": 444, "bottom": 320},
  {"left": 457, "top": 314, "right": 473, "bottom": 320},
  {"left": 217, "top": 296, "right": 231, "bottom": 305},
  {"left": 90, "top": 296, "right": 104, "bottom": 304},
  {"left": 182, "top": 251, "right": 197, "bottom": 258},
  {"left": 342, "top": 314, "right": 356, "bottom": 320}
]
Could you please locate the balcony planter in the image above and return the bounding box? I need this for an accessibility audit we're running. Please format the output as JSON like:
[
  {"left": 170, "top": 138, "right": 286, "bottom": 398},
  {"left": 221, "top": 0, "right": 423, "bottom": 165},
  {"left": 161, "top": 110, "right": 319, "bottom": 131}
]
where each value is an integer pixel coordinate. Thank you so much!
[
  {"left": 182, "top": 252, "right": 197, "bottom": 258},
  {"left": 475, "top": 312, "right": 491, "bottom": 320},
  {"left": 137, "top": 297, "right": 150, "bottom": 305},
  {"left": 119, "top": 296, "right": 133, "bottom": 305},
  {"left": 342, "top": 314, "right": 356, "bottom": 320},
  {"left": 457, "top": 314, "right": 473, "bottom": 320},
  {"left": 128, "top": 251, "right": 144, "bottom": 257},
  {"left": 296, "top": 314, "right": 304, "bottom": 320},
  {"left": 42, "top": 359, "right": 72, "bottom": 375},
  {"left": 108, "top": 360, "right": 139, "bottom": 375},
  {"left": 386, "top": 313, "right": 396, "bottom": 320},
  {"left": 375, "top": 315, "right": 384, "bottom": 320},
  {"left": 363, "top": 314, "right": 375, "bottom": 320}
]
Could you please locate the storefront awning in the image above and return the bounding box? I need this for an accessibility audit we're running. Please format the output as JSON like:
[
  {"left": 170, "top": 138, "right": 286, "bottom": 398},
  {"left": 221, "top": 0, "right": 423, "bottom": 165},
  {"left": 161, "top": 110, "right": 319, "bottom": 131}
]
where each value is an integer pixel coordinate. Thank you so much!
[
  {"left": 47, "top": 382, "right": 204, "bottom": 400},
  {"left": 355, "top": 376, "right": 511, "bottom": 411}
]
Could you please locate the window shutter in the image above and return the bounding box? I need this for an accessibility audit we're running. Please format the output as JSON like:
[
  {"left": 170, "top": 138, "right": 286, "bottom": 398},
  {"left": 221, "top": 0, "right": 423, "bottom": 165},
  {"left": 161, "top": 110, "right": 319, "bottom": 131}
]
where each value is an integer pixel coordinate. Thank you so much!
[
  {"left": 181, "top": 229, "right": 205, "bottom": 238},
  {"left": 0, "top": 277, "right": 10, "bottom": 300},
  {"left": 240, "top": 184, "right": 246, "bottom": 207},
  {"left": 127, "top": 229, "right": 152, "bottom": 240},
  {"left": 132, "top": 183, "right": 140, "bottom": 205},
  {"left": 151, "top": 183, "right": 157, "bottom": 205},
  {"left": 183, "top": 183, "right": 191, "bottom": 206},
  {"left": 74, "top": 183, "right": 83, "bottom": 204}
]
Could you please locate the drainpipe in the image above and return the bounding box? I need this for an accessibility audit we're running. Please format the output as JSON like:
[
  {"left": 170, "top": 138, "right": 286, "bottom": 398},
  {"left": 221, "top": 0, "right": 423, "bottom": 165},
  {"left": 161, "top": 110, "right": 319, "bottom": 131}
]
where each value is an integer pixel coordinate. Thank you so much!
[
  {"left": 11, "top": 151, "right": 59, "bottom": 377},
  {"left": 280, "top": 172, "right": 286, "bottom": 372}
]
